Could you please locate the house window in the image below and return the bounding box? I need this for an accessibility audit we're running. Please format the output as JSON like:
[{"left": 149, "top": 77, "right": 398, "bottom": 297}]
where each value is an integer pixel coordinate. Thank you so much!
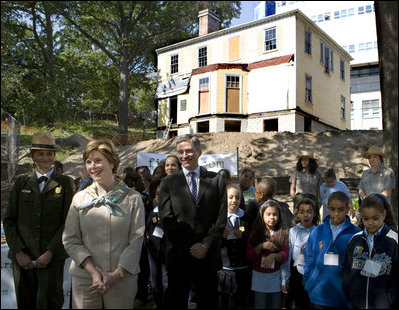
[
  {"left": 348, "top": 8, "right": 355, "bottom": 16},
  {"left": 341, "top": 96, "right": 346, "bottom": 119},
  {"left": 341, "top": 9, "right": 347, "bottom": 18},
  {"left": 349, "top": 45, "right": 355, "bottom": 54},
  {"left": 180, "top": 99, "right": 186, "bottom": 111},
  {"left": 365, "top": 5, "right": 373, "bottom": 13},
  {"left": 198, "top": 47, "right": 207, "bottom": 67},
  {"left": 198, "top": 77, "right": 209, "bottom": 114},
  {"left": 264, "top": 119, "right": 278, "bottom": 131},
  {"left": 229, "top": 37, "right": 240, "bottom": 61},
  {"left": 305, "top": 31, "right": 312, "bottom": 55},
  {"left": 340, "top": 60, "right": 345, "bottom": 80},
  {"left": 304, "top": 117, "right": 312, "bottom": 132},
  {"left": 324, "top": 12, "right": 331, "bottom": 21},
  {"left": 264, "top": 27, "right": 277, "bottom": 51},
  {"left": 305, "top": 75, "right": 312, "bottom": 103},
  {"left": 334, "top": 10, "right": 340, "bottom": 19},
  {"left": 358, "top": 6, "right": 364, "bottom": 14},
  {"left": 226, "top": 75, "right": 240, "bottom": 113},
  {"left": 320, "top": 42, "right": 324, "bottom": 64},
  {"left": 324, "top": 45, "right": 330, "bottom": 74},
  {"left": 225, "top": 120, "right": 241, "bottom": 132},
  {"left": 362, "top": 99, "right": 380, "bottom": 118},
  {"left": 170, "top": 54, "right": 178, "bottom": 74},
  {"left": 197, "top": 121, "right": 209, "bottom": 133},
  {"left": 330, "top": 50, "right": 334, "bottom": 71}
]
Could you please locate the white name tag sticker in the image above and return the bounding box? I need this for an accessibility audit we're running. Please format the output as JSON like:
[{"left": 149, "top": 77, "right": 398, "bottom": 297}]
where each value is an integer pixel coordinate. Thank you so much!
[
  {"left": 324, "top": 253, "right": 339, "bottom": 266},
  {"left": 363, "top": 259, "right": 382, "bottom": 276},
  {"left": 261, "top": 256, "right": 275, "bottom": 269},
  {"left": 152, "top": 226, "right": 164, "bottom": 238}
]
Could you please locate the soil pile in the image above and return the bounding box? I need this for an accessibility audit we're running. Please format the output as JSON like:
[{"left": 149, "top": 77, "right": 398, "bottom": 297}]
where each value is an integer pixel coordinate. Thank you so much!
[{"left": 1, "top": 130, "right": 383, "bottom": 217}]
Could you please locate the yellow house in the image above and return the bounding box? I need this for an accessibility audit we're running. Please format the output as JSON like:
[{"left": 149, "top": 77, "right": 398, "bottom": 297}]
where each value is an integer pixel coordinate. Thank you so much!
[{"left": 155, "top": 9, "right": 353, "bottom": 138}]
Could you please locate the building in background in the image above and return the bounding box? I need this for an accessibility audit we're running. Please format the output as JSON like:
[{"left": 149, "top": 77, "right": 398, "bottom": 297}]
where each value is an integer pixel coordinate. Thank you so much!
[
  {"left": 155, "top": 9, "right": 352, "bottom": 138},
  {"left": 257, "top": 1, "right": 381, "bottom": 130},
  {"left": 254, "top": 1, "right": 276, "bottom": 20}
]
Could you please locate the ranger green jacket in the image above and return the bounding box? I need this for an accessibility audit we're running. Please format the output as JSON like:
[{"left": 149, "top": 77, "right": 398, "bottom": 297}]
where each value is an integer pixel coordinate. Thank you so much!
[{"left": 4, "top": 171, "right": 74, "bottom": 261}]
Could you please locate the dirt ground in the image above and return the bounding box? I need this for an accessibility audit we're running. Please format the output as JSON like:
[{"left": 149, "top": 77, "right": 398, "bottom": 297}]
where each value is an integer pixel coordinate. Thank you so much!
[{"left": 1, "top": 130, "right": 383, "bottom": 217}]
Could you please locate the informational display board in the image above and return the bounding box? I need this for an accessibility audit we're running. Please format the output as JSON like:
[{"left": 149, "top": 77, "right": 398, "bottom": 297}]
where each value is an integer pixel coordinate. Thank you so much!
[{"left": 137, "top": 152, "right": 238, "bottom": 176}]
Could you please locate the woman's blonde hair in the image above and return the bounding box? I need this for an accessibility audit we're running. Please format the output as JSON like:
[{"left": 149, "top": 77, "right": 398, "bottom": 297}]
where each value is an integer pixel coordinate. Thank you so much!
[{"left": 83, "top": 138, "right": 120, "bottom": 174}]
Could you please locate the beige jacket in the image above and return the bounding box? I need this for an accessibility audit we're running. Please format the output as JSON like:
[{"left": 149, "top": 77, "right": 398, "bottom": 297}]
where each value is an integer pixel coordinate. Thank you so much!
[{"left": 62, "top": 182, "right": 145, "bottom": 279}]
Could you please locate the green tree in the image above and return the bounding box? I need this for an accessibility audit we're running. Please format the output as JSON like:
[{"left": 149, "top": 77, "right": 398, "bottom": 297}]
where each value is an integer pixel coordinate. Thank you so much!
[
  {"left": 375, "top": 1, "right": 398, "bottom": 216},
  {"left": 56, "top": 1, "right": 240, "bottom": 142},
  {"left": 1, "top": 1, "right": 84, "bottom": 125}
]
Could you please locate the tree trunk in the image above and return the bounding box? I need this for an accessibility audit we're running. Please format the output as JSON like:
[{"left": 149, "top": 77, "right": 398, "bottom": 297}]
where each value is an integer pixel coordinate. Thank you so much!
[
  {"left": 375, "top": 2, "right": 398, "bottom": 217},
  {"left": 44, "top": 6, "right": 55, "bottom": 127},
  {"left": 118, "top": 52, "right": 129, "bottom": 145}
]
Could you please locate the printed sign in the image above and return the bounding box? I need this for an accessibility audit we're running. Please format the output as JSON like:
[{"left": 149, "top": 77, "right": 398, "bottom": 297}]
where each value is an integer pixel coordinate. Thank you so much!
[
  {"left": 198, "top": 153, "right": 238, "bottom": 176},
  {"left": 137, "top": 152, "right": 238, "bottom": 176},
  {"left": 137, "top": 153, "right": 169, "bottom": 174}
]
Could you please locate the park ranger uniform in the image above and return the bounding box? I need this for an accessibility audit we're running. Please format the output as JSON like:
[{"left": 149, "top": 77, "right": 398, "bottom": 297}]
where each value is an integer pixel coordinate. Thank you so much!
[
  {"left": 357, "top": 164, "right": 396, "bottom": 203},
  {"left": 3, "top": 170, "right": 74, "bottom": 309}
]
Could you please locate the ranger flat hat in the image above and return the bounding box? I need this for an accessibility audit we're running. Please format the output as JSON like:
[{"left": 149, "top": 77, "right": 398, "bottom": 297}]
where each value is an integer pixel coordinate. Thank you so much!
[
  {"left": 297, "top": 151, "right": 316, "bottom": 160},
  {"left": 362, "top": 146, "right": 386, "bottom": 159},
  {"left": 31, "top": 133, "right": 56, "bottom": 151}
]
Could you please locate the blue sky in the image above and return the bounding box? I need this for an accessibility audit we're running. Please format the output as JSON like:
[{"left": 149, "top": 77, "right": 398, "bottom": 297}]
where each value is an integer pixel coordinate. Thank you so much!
[{"left": 230, "top": 1, "right": 261, "bottom": 27}]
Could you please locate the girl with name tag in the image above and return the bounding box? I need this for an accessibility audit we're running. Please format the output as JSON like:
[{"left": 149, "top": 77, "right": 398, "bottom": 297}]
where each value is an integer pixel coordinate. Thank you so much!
[
  {"left": 218, "top": 184, "right": 253, "bottom": 309},
  {"left": 282, "top": 199, "right": 320, "bottom": 309},
  {"left": 342, "top": 194, "right": 398, "bottom": 309},
  {"left": 303, "top": 191, "right": 360, "bottom": 309},
  {"left": 246, "top": 200, "right": 289, "bottom": 309}
]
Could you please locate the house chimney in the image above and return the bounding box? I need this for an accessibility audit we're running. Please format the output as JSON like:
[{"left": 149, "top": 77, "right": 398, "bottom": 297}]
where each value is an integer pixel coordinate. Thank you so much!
[{"left": 198, "top": 9, "right": 220, "bottom": 36}]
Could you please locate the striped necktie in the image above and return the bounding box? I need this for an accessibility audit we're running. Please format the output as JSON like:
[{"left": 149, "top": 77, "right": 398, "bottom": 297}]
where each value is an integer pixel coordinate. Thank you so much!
[{"left": 189, "top": 171, "right": 198, "bottom": 204}]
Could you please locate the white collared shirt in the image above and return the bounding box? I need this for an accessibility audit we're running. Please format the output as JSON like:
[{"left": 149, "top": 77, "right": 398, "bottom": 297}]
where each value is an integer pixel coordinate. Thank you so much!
[
  {"left": 182, "top": 166, "right": 200, "bottom": 193},
  {"left": 35, "top": 169, "right": 54, "bottom": 192}
]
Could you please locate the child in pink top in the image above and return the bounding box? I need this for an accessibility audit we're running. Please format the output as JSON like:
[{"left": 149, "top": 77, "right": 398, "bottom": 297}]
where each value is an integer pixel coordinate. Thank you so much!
[{"left": 246, "top": 200, "right": 289, "bottom": 309}]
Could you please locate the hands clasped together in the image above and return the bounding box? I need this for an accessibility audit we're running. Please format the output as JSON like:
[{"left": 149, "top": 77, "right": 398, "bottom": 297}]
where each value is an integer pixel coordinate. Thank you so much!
[
  {"left": 15, "top": 250, "right": 53, "bottom": 270},
  {"left": 257, "top": 241, "right": 281, "bottom": 269},
  {"left": 89, "top": 266, "right": 121, "bottom": 295},
  {"left": 189, "top": 242, "right": 208, "bottom": 259}
]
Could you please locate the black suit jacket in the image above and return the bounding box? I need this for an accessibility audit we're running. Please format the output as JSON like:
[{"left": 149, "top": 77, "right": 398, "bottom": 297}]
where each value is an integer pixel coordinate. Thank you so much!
[{"left": 158, "top": 166, "right": 227, "bottom": 269}]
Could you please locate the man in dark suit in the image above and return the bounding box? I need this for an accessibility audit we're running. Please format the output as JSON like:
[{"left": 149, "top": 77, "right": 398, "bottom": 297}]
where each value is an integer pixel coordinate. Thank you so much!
[{"left": 158, "top": 134, "right": 227, "bottom": 309}]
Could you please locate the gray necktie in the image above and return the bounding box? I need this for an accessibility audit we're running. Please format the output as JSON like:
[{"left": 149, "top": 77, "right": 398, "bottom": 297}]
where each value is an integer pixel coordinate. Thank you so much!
[{"left": 189, "top": 171, "right": 198, "bottom": 204}]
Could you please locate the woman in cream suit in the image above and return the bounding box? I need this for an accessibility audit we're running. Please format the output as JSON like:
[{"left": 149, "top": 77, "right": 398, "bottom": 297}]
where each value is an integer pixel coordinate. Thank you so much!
[{"left": 63, "top": 138, "right": 145, "bottom": 309}]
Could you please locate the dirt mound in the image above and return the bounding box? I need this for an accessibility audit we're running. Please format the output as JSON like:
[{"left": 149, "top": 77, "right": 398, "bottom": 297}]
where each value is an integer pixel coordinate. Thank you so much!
[
  {"left": 116, "top": 130, "right": 382, "bottom": 180},
  {"left": 55, "top": 134, "right": 89, "bottom": 152},
  {"left": 1, "top": 130, "right": 383, "bottom": 217}
]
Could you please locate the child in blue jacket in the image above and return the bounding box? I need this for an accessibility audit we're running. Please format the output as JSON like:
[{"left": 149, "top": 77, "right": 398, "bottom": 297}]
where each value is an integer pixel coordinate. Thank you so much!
[
  {"left": 303, "top": 191, "right": 361, "bottom": 308},
  {"left": 342, "top": 194, "right": 398, "bottom": 309}
]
